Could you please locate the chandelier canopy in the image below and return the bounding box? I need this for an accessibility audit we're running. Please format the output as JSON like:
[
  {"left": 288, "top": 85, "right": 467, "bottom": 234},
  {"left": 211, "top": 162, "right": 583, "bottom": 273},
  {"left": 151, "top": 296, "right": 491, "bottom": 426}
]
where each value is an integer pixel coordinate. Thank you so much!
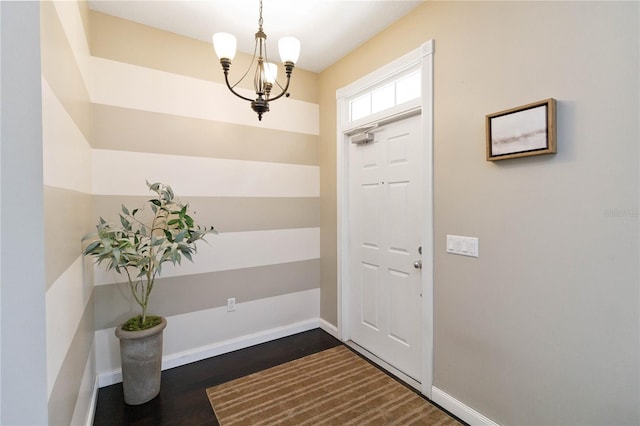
[{"left": 212, "top": 0, "right": 301, "bottom": 121}]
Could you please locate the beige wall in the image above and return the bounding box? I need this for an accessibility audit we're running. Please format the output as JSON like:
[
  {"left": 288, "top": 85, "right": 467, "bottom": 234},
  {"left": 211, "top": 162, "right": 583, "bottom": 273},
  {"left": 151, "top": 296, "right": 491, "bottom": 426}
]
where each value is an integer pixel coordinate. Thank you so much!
[{"left": 319, "top": 2, "right": 639, "bottom": 425}]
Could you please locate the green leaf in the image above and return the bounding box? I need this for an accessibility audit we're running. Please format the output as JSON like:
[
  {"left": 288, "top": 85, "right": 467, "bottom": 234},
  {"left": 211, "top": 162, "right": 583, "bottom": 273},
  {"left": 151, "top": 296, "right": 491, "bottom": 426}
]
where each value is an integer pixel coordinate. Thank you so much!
[
  {"left": 150, "top": 199, "right": 161, "bottom": 207},
  {"left": 81, "top": 231, "right": 97, "bottom": 242},
  {"left": 84, "top": 240, "right": 101, "bottom": 255},
  {"left": 120, "top": 215, "right": 131, "bottom": 230},
  {"left": 121, "top": 205, "right": 130, "bottom": 216},
  {"left": 174, "top": 229, "right": 187, "bottom": 243},
  {"left": 152, "top": 237, "right": 166, "bottom": 246},
  {"left": 181, "top": 250, "right": 193, "bottom": 262}
]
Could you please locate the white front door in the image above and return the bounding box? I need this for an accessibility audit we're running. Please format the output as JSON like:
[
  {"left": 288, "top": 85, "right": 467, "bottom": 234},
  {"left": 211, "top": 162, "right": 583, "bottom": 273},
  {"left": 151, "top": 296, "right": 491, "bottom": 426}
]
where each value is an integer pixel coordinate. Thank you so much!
[{"left": 348, "top": 113, "right": 423, "bottom": 381}]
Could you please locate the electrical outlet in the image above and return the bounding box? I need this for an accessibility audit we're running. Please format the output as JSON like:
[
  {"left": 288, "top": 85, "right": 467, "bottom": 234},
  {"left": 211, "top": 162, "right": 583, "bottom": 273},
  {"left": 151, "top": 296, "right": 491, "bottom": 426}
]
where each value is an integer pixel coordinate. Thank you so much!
[{"left": 227, "top": 297, "right": 236, "bottom": 312}]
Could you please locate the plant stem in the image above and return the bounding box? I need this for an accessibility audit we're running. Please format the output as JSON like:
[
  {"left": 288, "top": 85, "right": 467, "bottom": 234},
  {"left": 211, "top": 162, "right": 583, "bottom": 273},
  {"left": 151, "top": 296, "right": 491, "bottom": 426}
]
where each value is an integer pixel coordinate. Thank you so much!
[
  {"left": 141, "top": 201, "right": 163, "bottom": 324},
  {"left": 125, "top": 268, "right": 144, "bottom": 309}
]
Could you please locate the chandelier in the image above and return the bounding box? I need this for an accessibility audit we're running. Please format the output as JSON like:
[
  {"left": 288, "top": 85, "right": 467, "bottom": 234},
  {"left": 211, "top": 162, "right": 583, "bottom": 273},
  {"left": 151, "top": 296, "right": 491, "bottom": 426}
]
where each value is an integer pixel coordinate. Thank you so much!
[{"left": 212, "top": 0, "right": 301, "bottom": 121}]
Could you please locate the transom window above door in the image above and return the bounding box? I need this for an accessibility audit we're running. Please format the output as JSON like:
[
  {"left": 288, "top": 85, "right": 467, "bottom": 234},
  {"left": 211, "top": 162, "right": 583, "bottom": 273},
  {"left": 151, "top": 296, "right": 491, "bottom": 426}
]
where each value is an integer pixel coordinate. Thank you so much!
[{"left": 349, "top": 70, "right": 421, "bottom": 122}]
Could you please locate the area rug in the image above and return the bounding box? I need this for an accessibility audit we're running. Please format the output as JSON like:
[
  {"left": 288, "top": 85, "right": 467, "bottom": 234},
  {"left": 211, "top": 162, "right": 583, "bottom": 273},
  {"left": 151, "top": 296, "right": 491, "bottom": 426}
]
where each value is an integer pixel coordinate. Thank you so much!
[{"left": 206, "top": 345, "right": 461, "bottom": 425}]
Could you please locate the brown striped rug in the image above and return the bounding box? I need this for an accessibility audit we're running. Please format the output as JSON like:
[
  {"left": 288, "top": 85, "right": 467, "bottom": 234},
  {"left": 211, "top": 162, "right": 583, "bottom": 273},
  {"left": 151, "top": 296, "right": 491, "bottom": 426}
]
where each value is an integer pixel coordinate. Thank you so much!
[{"left": 206, "top": 345, "right": 461, "bottom": 425}]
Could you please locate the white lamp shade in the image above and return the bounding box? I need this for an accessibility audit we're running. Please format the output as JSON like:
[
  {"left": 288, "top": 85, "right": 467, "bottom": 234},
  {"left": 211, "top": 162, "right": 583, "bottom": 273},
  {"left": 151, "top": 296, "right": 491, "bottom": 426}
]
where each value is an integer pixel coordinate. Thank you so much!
[
  {"left": 212, "top": 32, "right": 237, "bottom": 60},
  {"left": 264, "top": 63, "right": 278, "bottom": 84},
  {"left": 278, "top": 37, "right": 300, "bottom": 64}
]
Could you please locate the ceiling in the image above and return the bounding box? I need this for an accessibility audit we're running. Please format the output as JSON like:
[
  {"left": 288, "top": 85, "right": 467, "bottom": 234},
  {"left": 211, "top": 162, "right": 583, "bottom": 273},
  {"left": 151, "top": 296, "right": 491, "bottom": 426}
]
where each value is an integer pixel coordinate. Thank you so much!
[{"left": 88, "top": 0, "right": 424, "bottom": 73}]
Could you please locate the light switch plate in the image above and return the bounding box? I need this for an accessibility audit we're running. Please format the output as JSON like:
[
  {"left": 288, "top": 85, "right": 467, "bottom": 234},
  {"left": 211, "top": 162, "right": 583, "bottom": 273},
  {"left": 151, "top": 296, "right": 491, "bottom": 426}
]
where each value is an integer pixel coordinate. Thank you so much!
[{"left": 446, "top": 235, "right": 479, "bottom": 257}]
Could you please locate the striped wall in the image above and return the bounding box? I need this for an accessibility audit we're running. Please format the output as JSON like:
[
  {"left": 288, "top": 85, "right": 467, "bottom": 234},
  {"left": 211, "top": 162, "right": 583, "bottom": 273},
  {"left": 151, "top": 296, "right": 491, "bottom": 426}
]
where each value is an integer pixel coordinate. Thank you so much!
[
  {"left": 41, "top": 1, "right": 96, "bottom": 425},
  {"left": 88, "top": 11, "right": 321, "bottom": 377},
  {"left": 38, "top": 3, "right": 320, "bottom": 418}
]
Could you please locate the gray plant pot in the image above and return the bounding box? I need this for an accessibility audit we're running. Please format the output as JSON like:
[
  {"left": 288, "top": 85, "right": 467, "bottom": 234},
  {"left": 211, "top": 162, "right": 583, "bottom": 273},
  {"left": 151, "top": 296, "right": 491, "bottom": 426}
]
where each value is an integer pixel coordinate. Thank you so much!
[{"left": 115, "top": 317, "right": 167, "bottom": 405}]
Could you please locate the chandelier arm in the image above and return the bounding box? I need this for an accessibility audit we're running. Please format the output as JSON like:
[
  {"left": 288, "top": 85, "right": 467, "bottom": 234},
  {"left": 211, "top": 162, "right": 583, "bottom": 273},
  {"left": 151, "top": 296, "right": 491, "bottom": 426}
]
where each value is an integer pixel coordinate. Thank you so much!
[
  {"left": 223, "top": 70, "right": 255, "bottom": 102},
  {"left": 229, "top": 69, "right": 251, "bottom": 91},
  {"left": 229, "top": 40, "right": 260, "bottom": 91},
  {"left": 265, "top": 77, "right": 290, "bottom": 102},
  {"left": 265, "top": 64, "right": 294, "bottom": 102},
  {"left": 273, "top": 77, "right": 286, "bottom": 93},
  {"left": 264, "top": 48, "right": 286, "bottom": 93}
]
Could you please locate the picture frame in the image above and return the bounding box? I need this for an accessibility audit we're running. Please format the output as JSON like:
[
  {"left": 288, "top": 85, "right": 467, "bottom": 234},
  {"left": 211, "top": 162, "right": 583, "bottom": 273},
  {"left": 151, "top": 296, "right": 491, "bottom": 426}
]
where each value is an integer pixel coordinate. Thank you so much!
[{"left": 486, "top": 98, "right": 556, "bottom": 161}]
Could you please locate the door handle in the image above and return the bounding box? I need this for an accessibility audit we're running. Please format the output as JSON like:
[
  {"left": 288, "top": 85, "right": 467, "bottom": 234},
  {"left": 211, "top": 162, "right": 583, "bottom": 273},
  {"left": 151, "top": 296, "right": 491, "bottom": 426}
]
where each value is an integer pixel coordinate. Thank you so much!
[{"left": 413, "top": 260, "right": 422, "bottom": 269}]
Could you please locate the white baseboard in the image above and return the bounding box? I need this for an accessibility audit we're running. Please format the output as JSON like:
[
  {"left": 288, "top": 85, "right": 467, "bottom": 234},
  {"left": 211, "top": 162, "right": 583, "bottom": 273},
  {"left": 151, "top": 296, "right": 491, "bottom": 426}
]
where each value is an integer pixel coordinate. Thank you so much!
[
  {"left": 99, "top": 369, "right": 122, "bottom": 388},
  {"left": 98, "top": 318, "right": 320, "bottom": 387},
  {"left": 319, "top": 318, "right": 338, "bottom": 338},
  {"left": 432, "top": 386, "right": 499, "bottom": 426},
  {"left": 85, "top": 376, "right": 99, "bottom": 426}
]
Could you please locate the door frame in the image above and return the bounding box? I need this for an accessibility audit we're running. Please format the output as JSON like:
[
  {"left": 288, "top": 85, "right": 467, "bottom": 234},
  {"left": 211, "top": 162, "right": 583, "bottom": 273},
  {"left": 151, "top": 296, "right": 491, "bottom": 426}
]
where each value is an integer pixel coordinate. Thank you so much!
[{"left": 336, "top": 40, "right": 434, "bottom": 398}]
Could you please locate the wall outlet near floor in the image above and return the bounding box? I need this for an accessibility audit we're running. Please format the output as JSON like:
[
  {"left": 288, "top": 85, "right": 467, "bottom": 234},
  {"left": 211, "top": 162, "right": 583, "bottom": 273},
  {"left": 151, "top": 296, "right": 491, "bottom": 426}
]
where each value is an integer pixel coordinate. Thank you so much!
[{"left": 227, "top": 297, "right": 236, "bottom": 312}]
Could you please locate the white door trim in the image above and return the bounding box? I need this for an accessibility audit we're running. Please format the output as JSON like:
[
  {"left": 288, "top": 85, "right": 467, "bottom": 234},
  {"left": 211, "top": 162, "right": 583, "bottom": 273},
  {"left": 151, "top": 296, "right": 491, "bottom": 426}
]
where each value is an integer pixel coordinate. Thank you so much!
[{"left": 336, "top": 40, "right": 434, "bottom": 398}]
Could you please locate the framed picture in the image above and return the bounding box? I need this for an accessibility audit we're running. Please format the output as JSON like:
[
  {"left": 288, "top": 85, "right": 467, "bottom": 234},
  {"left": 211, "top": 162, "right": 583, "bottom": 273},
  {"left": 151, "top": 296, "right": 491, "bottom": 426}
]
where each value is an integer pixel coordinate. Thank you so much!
[{"left": 486, "top": 98, "right": 556, "bottom": 161}]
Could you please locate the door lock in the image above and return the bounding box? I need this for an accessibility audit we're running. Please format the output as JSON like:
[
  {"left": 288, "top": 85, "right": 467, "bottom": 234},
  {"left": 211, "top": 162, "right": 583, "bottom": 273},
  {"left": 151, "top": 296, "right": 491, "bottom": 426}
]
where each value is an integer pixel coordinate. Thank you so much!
[{"left": 413, "top": 260, "right": 422, "bottom": 269}]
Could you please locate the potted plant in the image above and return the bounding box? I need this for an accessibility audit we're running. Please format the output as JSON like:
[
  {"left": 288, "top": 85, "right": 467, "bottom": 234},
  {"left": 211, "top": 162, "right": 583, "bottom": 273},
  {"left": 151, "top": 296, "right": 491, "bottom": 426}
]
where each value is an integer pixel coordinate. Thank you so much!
[{"left": 83, "top": 181, "right": 216, "bottom": 405}]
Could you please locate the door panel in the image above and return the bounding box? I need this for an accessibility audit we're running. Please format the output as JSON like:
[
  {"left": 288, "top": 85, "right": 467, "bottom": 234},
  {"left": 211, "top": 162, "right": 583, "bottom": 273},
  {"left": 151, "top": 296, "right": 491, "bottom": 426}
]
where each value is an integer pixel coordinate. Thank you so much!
[
  {"left": 361, "top": 263, "right": 379, "bottom": 330},
  {"left": 349, "top": 113, "right": 422, "bottom": 381}
]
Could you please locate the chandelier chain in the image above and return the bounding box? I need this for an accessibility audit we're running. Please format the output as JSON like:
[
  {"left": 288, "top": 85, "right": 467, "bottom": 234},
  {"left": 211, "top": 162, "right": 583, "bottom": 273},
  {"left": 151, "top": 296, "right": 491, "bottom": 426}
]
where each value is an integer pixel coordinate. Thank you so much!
[{"left": 258, "top": 0, "right": 263, "bottom": 30}]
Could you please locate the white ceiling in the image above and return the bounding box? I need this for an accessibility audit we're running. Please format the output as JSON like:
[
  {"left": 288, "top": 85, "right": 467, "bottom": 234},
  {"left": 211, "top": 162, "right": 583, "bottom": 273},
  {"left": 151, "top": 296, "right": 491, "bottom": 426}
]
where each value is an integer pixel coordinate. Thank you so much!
[{"left": 88, "top": 0, "right": 424, "bottom": 73}]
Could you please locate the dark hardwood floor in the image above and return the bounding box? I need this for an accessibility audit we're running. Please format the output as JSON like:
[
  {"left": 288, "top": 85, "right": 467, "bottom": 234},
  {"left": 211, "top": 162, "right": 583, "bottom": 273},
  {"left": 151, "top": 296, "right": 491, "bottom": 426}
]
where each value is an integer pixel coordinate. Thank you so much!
[{"left": 93, "top": 328, "right": 341, "bottom": 425}]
